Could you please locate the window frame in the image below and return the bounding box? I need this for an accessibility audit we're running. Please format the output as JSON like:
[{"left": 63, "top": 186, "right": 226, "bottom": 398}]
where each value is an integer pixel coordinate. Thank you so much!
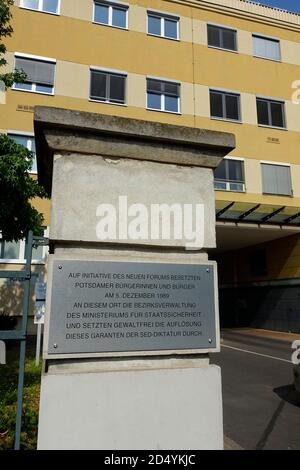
[
  {"left": 20, "top": 0, "right": 61, "bottom": 16},
  {"left": 7, "top": 131, "right": 37, "bottom": 175},
  {"left": 89, "top": 67, "right": 127, "bottom": 106},
  {"left": 207, "top": 23, "right": 238, "bottom": 52},
  {"left": 261, "top": 161, "right": 293, "bottom": 197},
  {"left": 146, "top": 76, "right": 181, "bottom": 114},
  {"left": 0, "top": 230, "right": 48, "bottom": 264},
  {"left": 147, "top": 9, "right": 180, "bottom": 41},
  {"left": 210, "top": 88, "right": 241, "bottom": 123},
  {"left": 12, "top": 53, "right": 56, "bottom": 96},
  {"left": 93, "top": 0, "right": 129, "bottom": 30},
  {"left": 252, "top": 33, "right": 281, "bottom": 62},
  {"left": 214, "top": 157, "right": 245, "bottom": 192},
  {"left": 256, "top": 96, "right": 286, "bottom": 129}
]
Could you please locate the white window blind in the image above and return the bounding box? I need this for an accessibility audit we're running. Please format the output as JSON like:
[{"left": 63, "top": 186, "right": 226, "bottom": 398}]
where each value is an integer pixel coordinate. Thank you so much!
[
  {"left": 15, "top": 57, "right": 55, "bottom": 86},
  {"left": 261, "top": 164, "right": 292, "bottom": 196},
  {"left": 253, "top": 35, "right": 280, "bottom": 61}
]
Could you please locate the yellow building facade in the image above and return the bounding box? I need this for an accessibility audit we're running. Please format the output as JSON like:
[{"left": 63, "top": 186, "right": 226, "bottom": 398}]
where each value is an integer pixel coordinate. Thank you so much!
[{"left": 1, "top": 0, "right": 300, "bottom": 332}]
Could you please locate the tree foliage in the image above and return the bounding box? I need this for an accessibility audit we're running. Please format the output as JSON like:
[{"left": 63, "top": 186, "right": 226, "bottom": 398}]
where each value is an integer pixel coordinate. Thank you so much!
[
  {"left": 0, "top": 2, "right": 45, "bottom": 241},
  {"left": 0, "top": 0, "right": 26, "bottom": 87},
  {"left": 0, "top": 135, "right": 48, "bottom": 241}
]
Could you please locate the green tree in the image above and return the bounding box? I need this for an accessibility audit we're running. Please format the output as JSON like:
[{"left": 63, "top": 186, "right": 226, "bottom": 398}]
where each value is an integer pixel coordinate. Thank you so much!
[
  {"left": 0, "top": 0, "right": 26, "bottom": 87},
  {"left": 0, "top": 1, "right": 46, "bottom": 241},
  {"left": 0, "top": 135, "right": 48, "bottom": 241}
]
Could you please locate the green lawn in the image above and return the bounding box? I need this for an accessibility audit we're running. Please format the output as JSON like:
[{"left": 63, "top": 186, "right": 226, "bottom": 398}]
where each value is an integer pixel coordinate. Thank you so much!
[{"left": 0, "top": 339, "right": 42, "bottom": 450}]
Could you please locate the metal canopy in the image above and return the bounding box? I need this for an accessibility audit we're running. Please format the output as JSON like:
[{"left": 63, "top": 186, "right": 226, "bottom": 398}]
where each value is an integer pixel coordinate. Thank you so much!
[{"left": 216, "top": 201, "right": 300, "bottom": 226}]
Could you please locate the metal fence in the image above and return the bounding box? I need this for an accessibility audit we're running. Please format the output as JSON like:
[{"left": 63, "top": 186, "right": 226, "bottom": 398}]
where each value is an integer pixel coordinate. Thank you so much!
[{"left": 0, "top": 232, "right": 48, "bottom": 450}]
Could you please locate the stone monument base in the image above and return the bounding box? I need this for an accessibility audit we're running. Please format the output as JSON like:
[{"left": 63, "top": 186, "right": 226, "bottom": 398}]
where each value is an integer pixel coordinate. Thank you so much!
[
  {"left": 37, "top": 358, "right": 223, "bottom": 450},
  {"left": 34, "top": 107, "right": 235, "bottom": 451}
]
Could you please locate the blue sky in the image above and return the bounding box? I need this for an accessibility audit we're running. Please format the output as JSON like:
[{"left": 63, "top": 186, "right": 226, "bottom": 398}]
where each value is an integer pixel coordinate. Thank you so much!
[{"left": 253, "top": 0, "right": 300, "bottom": 13}]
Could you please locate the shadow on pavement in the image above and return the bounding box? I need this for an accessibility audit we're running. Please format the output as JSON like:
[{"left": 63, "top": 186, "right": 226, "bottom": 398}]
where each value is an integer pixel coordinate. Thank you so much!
[
  {"left": 255, "top": 400, "right": 285, "bottom": 450},
  {"left": 255, "top": 386, "right": 300, "bottom": 450},
  {"left": 274, "top": 384, "right": 300, "bottom": 408}
]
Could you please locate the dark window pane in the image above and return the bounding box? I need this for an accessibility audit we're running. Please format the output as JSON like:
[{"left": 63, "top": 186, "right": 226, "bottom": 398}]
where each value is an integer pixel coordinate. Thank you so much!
[
  {"left": 164, "top": 19, "right": 177, "bottom": 39},
  {"left": 90, "top": 71, "right": 107, "bottom": 100},
  {"left": 228, "top": 160, "right": 243, "bottom": 182},
  {"left": 270, "top": 102, "right": 284, "bottom": 128},
  {"left": 225, "top": 94, "right": 239, "bottom": 120},
  {"left": 147, "top": 79, "right": 163, "bottom": 93},
  {"left": 222, "top": 29, "right": 236, "bottom": 51},
  {"left": 214, "top": 160, "right": 227, "bottom": 180},
  {"left": 147, "top": 93, "right": 161, "bottom": 110},
  {"left": 148, "top": 15, "right": 161, "bottom": 36},
  {"left": 164, "top": 82, "right": 179, "bottom": 97},
  {"left": 109, "top": 75, "right": 125, "bottom": 103},
  {"left": 208, "top": 25, "right": 220, "bottom": 48},
  {"left": 165, "top": 95, "right": 178, "bottom": 112},
  {"left": 94, "top": 4, "right": 109, "bottom": 24},
  {"left": 112, "top": 7, "right": 127, "bottom": 28},
  {"left": 257, "top": 99, "right": 270, "bottom": 125},
  {"left": 210, "top": 92, "right": 223, "bottom": 118}
]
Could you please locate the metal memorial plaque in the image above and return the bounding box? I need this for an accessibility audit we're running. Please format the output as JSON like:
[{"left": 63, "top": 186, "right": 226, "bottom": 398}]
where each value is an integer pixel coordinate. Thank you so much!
[{"left": 47, "top": 260, "right": 218, "bottom": 355}]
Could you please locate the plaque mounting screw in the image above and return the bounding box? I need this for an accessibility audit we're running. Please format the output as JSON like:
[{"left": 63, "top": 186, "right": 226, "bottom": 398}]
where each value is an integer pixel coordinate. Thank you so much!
[
  {"left": 208, "top": 339, "right": 212, "bottom": 344},
  {"left": 206, "top": 268, "right": 210, "bottom": 273},
  {"left": 53, "top": 343, "right": 58, "bottom": 349},
  {"left": 58, "top": 265, "right": 62, "bottom": 270}
]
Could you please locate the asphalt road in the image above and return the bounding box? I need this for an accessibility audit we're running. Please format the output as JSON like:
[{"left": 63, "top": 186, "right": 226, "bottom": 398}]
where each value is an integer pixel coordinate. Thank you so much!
[{"left": 211, "top": 330, "right": 300, "bottom": 450}]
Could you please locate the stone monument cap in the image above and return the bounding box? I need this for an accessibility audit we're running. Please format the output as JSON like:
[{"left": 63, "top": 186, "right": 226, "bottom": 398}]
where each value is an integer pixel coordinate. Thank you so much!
[{"left": 34, "top": 106, "right": 235, "bottom": 194}]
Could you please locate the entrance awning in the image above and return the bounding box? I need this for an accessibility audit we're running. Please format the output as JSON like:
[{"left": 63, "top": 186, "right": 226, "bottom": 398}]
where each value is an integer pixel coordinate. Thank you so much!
[{"left": 216, "top": 201, "right": 300, "bottom": 226}]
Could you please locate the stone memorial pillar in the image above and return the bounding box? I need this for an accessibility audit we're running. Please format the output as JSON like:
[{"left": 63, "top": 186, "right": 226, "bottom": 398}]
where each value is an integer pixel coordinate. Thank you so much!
[{"left": 34, "top": 106, "right": 235, "bottom": 450}]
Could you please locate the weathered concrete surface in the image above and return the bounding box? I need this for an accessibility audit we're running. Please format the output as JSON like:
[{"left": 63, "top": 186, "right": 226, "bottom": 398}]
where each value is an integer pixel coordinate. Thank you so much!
[
  {"left": 50, "top": 153, "right": 216, "bottom": 248},
  {"left": 35, "top": 107, "right": 234, "bottom": 450},
  {"left": 34, "top": 106, "right": 235, "bottom": 194},
  {"left": 38, "top": 361, "right": 223, "bottom": 450}
]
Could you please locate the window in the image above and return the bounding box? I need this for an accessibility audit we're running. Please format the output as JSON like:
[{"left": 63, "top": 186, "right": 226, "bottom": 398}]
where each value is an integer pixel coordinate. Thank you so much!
[
  {"left": 13, "top": 55, "right": 55, "bottom": 94},
  {"left": 148, "top": 11, "right": 179, "bottom": 40},
  {"left": 207, "top": 24, "right": 237, "bottom": 51},
  {"left": 256, "top": 98, "right": 285, "bottom": 128},
  {"left": 20, "top": 0, "right": 59, "bottom": 14},
  {"left": 147, "top": 78, "right": 180, "bottom": 113},
  {"left": 90, "top": 69, "right": 126, "bottom": 104},
  {"left": 94, "top": 1, "right": 128, "bottom": 29},
  {"left": 214, "top": 158, "right": 245, "bottom": 192},
  {"left": 253, "top": 34, "right": 280, "bottom": 61},
  {"left": 210, "top": 89, "right": 240, "bottom": 121},
  {"left": 8, "top": 134, "right": 37, "bottom": 173},
  {"left": 261, "top": 163, "right": 292, "bottom": 196},
  {"left": 0, "top": 233, "right": 46, "bottom": 263}
]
